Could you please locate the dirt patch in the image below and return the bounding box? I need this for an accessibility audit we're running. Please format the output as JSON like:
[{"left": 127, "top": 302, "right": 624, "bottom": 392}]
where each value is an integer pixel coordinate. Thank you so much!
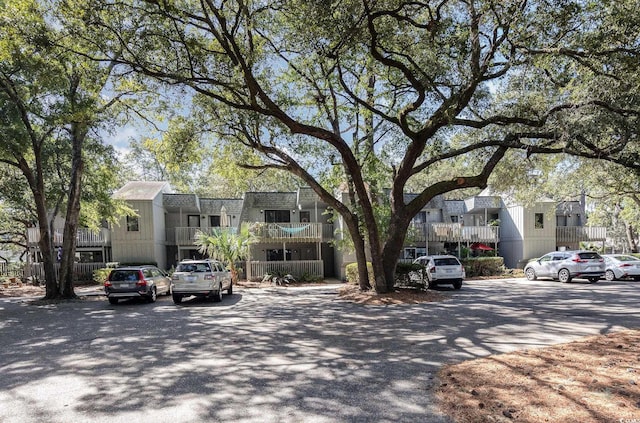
[
  {"left": 0, "top": 284, "right": 45, "bottom": 298},
  {"left": 336, "top": 283, "right": 447, "bottom": 305},
  {"left": 436, "top": 329, "right": 640, "bottom": 423}
]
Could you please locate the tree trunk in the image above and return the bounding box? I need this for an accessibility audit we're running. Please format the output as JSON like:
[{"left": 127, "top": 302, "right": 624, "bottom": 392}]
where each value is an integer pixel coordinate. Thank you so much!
[
  {"left": 625, "top": 223, "right": 638, "bottom": 253},
  {"left": 57, "top": 125, "right": 85, "bottom": 299}
]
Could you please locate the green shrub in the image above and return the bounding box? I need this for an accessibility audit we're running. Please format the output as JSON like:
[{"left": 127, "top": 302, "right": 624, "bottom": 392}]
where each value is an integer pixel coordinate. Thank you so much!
[
  {"left": 345, "top": 262, "right": 374, "bottom": 286},
  {"left": 461, "top": 257, "right": 505, "bottom": 277},
  {"left": 93, "top": 268, "right": 112, "bottom": 284}
]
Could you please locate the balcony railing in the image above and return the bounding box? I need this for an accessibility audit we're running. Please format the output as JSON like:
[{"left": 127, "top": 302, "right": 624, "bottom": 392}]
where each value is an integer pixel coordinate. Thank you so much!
[
  {"left": 243, "top": 222, "right": 327, "bottom": 243},
  {"left": 407, "top": 223, "right": 500, "bottom": 243},
  {"left": 556, "top": 226, "right": 607, "bottom": 243},
  {"left": 246, "top": 260, "right": 324, "bottom": 282},
  {"left": 27, "top": 228, "right": 111, "bottom": 247},
  {"left": 169, "top": 227, "right": 237, "bottom": 246}
]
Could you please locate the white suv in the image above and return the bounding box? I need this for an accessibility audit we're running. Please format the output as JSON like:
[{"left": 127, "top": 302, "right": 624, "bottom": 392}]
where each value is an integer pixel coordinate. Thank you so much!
[
  {"left": 524, "top": 250, "right": 605, "bottom": 283},
  {"left": 413, "top": 255, "right": 465, "bottom": 290},
  {"left": 171, "top": 259, "right": 232, "bottom": 304}
]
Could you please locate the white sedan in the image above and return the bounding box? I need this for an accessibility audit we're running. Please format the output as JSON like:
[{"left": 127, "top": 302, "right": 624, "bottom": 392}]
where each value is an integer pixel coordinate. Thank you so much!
[{"left": 603, "top": 254, "right": 640, "bottom": 281}]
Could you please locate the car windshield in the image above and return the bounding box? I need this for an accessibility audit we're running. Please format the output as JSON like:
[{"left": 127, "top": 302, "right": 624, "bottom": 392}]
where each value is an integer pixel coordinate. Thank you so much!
[
  {"left": 577, "top": 252, "right": 601, "bottom": 260},
  {"left": 176, "top": 263, "right": 211, "bottom": 272},
  {"left": 434, "top": 258, "right": 460, "bottom": 266},
  {"left": 110, "top": 270, "right": 141, "bottom": 282}
]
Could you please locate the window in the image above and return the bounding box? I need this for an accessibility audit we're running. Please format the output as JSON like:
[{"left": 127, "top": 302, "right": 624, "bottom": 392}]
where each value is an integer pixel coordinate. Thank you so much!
[
  {"left": 299, "top": 211, "right": 310, "bottom": 223},
  {"left": 188, "top": 215, "right": 200, "bottom": 228},
  {"left": 210, "top": 215, "right": 221, "bottom": 227},
  {"left": 266, "top": 248, "right": 291, "bottom": 261},
  {"left": 450, "top": 215, "right": 459, "bottom": 223},
  {"left": 412, "top": 211, "right": 427, "bottom": 224},
  {"left": 126, "top": 215, "right": 139, "bottom": 232},
  {"left": 403, "top": 248, "right": 416, "bottom": 260},
  {"left": 534, "top": 213, "right": 544, "bottom": 229},
  {"left": 265, "top": 210, "right": 291, "bottom": 223}
]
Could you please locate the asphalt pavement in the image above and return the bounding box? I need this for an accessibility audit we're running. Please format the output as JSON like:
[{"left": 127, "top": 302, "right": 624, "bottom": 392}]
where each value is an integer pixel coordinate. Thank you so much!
[{"left": 1, "top": 278, "right": 639, "bottom": 422}]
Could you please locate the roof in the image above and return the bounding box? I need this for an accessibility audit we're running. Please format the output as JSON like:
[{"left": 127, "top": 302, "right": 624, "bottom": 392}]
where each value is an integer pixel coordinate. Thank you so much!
[{"left": 113, "top": 181, "right": 172, "bottom": 200}]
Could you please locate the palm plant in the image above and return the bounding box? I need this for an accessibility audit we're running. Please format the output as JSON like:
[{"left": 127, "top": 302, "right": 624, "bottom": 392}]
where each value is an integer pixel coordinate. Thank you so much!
[{"left": 194, "top": 226, "right": 254, "bottom": 283}]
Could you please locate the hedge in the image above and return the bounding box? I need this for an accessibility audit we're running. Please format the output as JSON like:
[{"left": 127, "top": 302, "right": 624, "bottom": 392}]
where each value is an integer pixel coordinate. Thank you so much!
[{"left": 461, "top": 257, "right": 504, "bottom": 277}]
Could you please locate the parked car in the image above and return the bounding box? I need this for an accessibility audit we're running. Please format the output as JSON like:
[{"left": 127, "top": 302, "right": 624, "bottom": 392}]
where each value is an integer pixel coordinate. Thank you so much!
[
  {"left": 603, "top": 254, "right": 640, "bottom": 281},
  {"left": 171, "top": 259, "right": 232, "bottom": 304},
  {"left": 524, "top": 250, "right": 605, "bottom": 283},
  {"left": 413, "top": 255, "right": 464, "bottom": 289},
  {"left": 104, "top": 266, "right": 171, "bottom": 304}
]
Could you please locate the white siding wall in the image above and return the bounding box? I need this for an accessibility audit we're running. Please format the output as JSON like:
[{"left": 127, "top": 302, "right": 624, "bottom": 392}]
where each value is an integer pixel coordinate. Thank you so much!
[
  {"left": 499, "top": 205, "right": 524, "bottom": 268},
  {"left": 522, "top": 203, "right": 557, "bottom": 265},
  {"left": 112, "top": 197, "right": 168, "bottom": 269}
]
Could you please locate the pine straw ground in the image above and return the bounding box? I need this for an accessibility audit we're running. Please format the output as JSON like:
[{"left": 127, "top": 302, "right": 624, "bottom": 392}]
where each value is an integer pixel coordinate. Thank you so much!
[{"left": 3, "top": 281, "right": 639, "bottom": 422}]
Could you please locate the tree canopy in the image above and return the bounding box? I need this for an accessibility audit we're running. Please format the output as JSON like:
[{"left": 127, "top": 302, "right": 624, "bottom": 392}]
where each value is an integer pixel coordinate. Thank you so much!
[{"left": 74, "top": 0, "right": 640, "bottom": 292}]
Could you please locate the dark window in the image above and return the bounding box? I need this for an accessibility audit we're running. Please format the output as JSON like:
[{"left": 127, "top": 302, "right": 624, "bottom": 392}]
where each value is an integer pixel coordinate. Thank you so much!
[
  {"left": 299, "top": 211, "right": 310, "bottom": 223},
  {"left": 188, "top": 215, "right": 200, "bottom": 228},
  {"left": 434, "top": 258, "right": 461, "bottom": 266},
  {"left": 266, "top": 249, "right": 291, "bottom": 261},
  {"left": 210, "top": 215, "right": 221, "bottom": 227},
  {"left": 412, "top": 211, "right": 427, "bottom": 224},
  {"left": 265, "top": 210, "right": 290, "bottom": 223},
  {"left": 126, "top": 216, "right": 139, "bottom": 232},
  {"left": 110, "top": 270, "right": 141, "bottom": 282},
  {"left": 534, "top": 213, "right": 544, "bottom": 229},
  {"left": 578, "top": 252, "right": 601, "bottom": 260},
  {"left": 450, "top": 215, "right": 459, "bottom": 223}
]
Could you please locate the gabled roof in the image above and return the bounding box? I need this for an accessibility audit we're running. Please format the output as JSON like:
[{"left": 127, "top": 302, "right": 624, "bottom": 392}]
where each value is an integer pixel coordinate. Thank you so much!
[{"left": 113, "top": 181, "right": 172, "bottom": 200}]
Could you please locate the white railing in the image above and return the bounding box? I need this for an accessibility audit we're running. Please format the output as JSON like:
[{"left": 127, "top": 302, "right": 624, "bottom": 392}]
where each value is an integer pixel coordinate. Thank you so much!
[
  {"left": 243, "top": 222, "right": 324, "bottom": 242},
  {"left": 556, "top": 226, "right": 607, "bottom": 243},
  {"left": 29, "top": 262, "right": 107, "bottom": 283},
  {"left": 246, "top": 260, "right": 324, "bottom": 282},
  {"left": 407, "top": 223, "right": 500, "bottom": 243},
  {"left": 171, "top": 227, "right": 237, "bottom": 246},
  {"left": 26, "top": 228, "right": 110, "bottom": 246}
]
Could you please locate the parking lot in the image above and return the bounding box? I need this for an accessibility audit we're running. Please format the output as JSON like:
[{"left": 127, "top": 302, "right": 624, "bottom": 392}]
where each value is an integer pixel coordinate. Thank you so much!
[{"left": 1, "top": 278, "right": 639, "bottom": 423}]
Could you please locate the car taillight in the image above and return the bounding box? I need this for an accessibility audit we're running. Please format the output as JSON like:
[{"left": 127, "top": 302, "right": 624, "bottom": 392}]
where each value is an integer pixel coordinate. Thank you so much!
[
  {"left": 104, "top": 281, "right": 112, "bottom": 287},
  {"left": 619, "top": 263, "right": 632, "bottom": 268},
  {"left": 572, "top": 257, "right": 587, "bottom": 263},
  {"left": 136, "top": 270, "right": 147, "bottom": 286},
  {"left": 204, "top": 274, "right": 214, "bottom": 280},
  {"left": 429, "top": 267, "right": 436, "bottom": 273}
]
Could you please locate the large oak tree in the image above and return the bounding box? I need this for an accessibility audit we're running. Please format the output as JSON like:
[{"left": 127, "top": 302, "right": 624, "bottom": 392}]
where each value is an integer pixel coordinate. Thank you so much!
[{"left": 83, "top": 0, "right": 639, "bottom": 292}]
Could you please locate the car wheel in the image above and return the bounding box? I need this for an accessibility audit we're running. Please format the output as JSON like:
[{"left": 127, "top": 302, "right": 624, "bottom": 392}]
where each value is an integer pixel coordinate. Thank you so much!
[
  {"left": 172, "top": 293, "right": 183, "bottom": 304},
  {"left": 605, "top": 270, "right": 616, "bottom": 281},
  {"left": 588, "top": 277, "right": 599, "bottom": 283},
  {"left": 227, "top": 281, "right": 233, "bottom": 295},
  {"left": 213, "top": 288, "right": 222, "bottom": 302},
  {"left": 148, "top": 287, "right": 157, "bottom": 303},
  {"left": 558, "top": 268, "right": 571, "bottom": 283},
  {"left": 453, "top": 280, "right": 462, "bottom": 290},
  {"left": 108, "top": 297, "right": 118, "bottom": 305},
  {"left": 525, "top": 267, "right": 537, "bottom": 281}
]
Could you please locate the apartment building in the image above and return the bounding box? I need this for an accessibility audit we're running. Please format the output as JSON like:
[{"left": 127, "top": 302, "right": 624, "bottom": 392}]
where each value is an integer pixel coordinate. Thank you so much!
[{"left": 25, "top": 182, "right": 607, "bottom": 280}]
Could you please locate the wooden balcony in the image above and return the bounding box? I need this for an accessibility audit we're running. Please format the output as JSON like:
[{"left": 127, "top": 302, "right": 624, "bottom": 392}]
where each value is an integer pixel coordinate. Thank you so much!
[
  {"left": 407, "top": 223, "right": 500, "bottom": 243},
  {"left": 556, "top": 226, "right": 607, "bottom": 243},
  {"left": 244, "top": 222, "right": 327, "bottom": 243},
  {"left": 27, "top": 228, "right": 111, "bottom": 247}
]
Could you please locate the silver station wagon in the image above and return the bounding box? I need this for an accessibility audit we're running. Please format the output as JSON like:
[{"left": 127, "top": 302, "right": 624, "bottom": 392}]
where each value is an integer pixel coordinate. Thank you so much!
[
  {"left": 171, "top": 259, "right": 232, "bottom": 304},
  {"left": 104, "top": 266, "right": 171, "bottom": 305}
]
